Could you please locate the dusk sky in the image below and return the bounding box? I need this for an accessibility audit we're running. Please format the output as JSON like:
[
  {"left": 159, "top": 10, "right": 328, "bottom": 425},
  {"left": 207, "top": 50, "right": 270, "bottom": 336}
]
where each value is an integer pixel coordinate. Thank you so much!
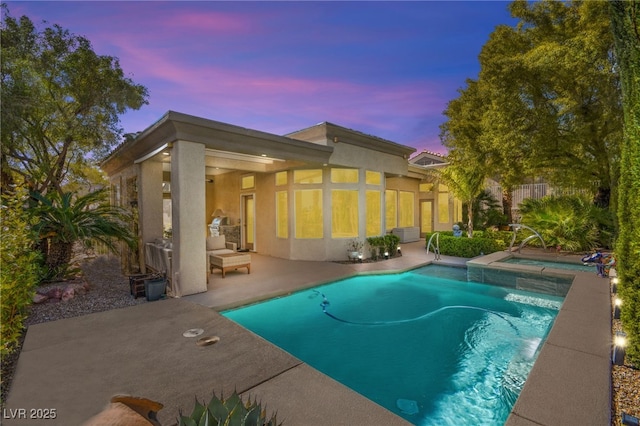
[{"left": 5, "top": 1, "right": 517, "bottom": 155}]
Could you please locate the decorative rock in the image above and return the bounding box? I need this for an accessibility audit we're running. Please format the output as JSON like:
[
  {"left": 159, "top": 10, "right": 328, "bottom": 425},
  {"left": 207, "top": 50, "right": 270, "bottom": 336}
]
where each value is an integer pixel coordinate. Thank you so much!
[
  {"left": 33, "top": 293, "right": 49, "bottom": 304},
  {"left": 46, "top": 287, "right": 63, "bottom": 300},
  {"left": 61, "top": 286, "right": 75, "bottom": 302},
  {"left": 70, "top": 282, "right": 89, "bottom": 295}
]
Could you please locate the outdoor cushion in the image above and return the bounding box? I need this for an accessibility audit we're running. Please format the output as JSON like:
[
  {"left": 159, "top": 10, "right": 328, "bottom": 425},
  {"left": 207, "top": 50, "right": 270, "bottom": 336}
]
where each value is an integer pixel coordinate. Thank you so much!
[{"left": 206, "top": 235, "right": 226, "bottom": 250}]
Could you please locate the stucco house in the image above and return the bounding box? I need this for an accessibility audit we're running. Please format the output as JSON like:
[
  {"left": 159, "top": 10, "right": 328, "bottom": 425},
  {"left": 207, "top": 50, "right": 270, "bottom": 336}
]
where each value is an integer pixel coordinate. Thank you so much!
[{"left": 101, "top": 111, "right": 462, "bottom": 296}]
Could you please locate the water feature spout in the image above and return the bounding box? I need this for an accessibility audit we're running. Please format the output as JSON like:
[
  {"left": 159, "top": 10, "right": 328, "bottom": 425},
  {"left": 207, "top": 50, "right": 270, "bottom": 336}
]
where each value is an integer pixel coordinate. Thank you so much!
[{"left": 508, "top": 224, "right": 547, "bottom": 252}]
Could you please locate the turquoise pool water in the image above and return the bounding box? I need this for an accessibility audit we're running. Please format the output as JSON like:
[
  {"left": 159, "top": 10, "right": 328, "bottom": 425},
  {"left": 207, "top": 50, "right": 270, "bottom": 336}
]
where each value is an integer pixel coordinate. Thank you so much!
[
  {"left": 503, "top": 257, "right": 594, "bottom": 272},
  {"left": 223, "top": 265, "right": 563, "bottom": 425}
]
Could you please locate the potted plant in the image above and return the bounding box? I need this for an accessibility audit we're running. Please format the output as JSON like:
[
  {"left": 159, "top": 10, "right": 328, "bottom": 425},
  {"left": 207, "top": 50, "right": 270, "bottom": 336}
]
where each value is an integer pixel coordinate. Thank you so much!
[{"left": 346, "top": 239, "right": 364, "bottom": 261}]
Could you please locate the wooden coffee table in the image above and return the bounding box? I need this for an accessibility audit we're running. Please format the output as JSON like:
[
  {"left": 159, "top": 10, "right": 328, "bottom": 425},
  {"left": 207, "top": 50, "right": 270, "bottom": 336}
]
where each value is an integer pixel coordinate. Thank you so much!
[{"left": 210, "top": 252, "right": 251, "bottom": 278}]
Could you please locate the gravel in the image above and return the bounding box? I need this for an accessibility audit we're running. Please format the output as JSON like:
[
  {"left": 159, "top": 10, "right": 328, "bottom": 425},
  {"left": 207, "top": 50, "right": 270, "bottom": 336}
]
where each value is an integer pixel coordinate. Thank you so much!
[
  {"left": 611, "top": 293, "right": 640, "bottom": 425},
  {"left": 24, "top": 255, "right": 147, "bottom": 326},
  {"left": 2, "top": 255, "right": 639, "bottom": 425}
]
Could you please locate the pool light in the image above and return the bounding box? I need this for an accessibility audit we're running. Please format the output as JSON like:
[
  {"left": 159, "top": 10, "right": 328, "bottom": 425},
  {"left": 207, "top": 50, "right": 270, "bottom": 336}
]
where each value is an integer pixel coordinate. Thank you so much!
[
  {"left": 612, "top": 331, "right": 627, "bottom": 365},
  {"left": 614, "top": 298, "right": 622, "bottom": 319}
]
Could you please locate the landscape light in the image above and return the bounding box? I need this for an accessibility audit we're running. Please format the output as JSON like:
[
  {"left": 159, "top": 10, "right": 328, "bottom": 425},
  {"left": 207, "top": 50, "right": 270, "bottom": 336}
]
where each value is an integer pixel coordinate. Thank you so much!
[
  {"left": 384, "top": 251, "right": 389, "bottom": 260},
  {"left": 397, "top": 246, "right": 402, "bottom": 256},
  {"left": 614, "top": 298, "right": 622, "bottom": 319},
  {"left": 358, "top": 254, "right": 363, "bottom": 263},
  {"left": 612, "top": 331, "right": 627, "bottom": 366},
  {"left": 611, "top": 277, "right": 619, "bottom": 293}
]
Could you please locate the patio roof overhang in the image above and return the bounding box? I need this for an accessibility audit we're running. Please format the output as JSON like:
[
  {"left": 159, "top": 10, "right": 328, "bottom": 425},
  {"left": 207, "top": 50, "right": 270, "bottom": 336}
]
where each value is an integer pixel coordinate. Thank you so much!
[{"left": 101, "top": 111, "right": 334, "bottom": 175}]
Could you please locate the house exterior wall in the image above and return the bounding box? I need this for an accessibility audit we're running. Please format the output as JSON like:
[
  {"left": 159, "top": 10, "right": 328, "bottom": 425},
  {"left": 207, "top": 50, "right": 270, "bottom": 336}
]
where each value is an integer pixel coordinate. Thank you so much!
[{"left": 101, "top": 113, "right": 467, "bottom": 295}]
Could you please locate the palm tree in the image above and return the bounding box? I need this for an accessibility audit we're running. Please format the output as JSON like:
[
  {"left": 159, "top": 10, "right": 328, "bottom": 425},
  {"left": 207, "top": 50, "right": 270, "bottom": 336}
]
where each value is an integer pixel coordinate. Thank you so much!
[
  {"left": 32, "top": 188, "right": 136, "bottom": 280},
  {"left": 439, "top": 164, "right": 485, "bottom": 237},
  {"left": 518, "top": 195, "right": 611, "bottom": 251}
]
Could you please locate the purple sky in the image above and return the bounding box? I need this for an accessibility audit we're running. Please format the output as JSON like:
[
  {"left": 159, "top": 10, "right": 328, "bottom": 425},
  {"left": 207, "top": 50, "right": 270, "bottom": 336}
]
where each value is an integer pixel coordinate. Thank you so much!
[{"left": 5, "top": 1, "right": 516, "bottom": 154}]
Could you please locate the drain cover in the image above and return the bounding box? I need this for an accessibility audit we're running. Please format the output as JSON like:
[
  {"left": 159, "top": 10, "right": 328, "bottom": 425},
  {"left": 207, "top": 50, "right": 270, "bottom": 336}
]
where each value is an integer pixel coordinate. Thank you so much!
[
  {"left": 196, "top": 336, "right": 220, "bottom": 347},
  {"left": 183, "top": 328, "right": 204, "bottom": 338}
]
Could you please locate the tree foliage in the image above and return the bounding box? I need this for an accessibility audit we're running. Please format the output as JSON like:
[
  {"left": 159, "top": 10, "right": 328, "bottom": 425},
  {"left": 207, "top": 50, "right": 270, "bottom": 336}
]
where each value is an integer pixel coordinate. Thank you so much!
[
  {"left": 0, "top": 5, "right": 148, "bottom": 195},
  {"left": 609, "top": 0, "right": 640, "bottom": 365},
  {"left": 1, "top": 187, "right": 42, "bottom": 358},
  {"left": 441, "top": 0, "right": 622, "bottom": 211},
  {"left": 438, "top": 164, "right": 485, "bottom": 237}
]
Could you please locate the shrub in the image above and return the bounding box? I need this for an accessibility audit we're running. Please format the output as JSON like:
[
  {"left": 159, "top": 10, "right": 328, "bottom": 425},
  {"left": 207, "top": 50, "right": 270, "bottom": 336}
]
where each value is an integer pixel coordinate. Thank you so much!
[
  {"left": 1, "top": 188, "right": 42, "bottom": 358},
  {"left": 424, "top": 232, "right": 505, "bottom": 258},
  {"left": 383, "top": 234, "right": 400, "bottom": 255},
  {"left": 365, "top": 235, "right": 401, "bottom": 259},
  {"left": 365, "top": 236, "right": 384, "bottom": 259},
  {"left": 519, "top": 195, "right": 614, "bottom": 251}
]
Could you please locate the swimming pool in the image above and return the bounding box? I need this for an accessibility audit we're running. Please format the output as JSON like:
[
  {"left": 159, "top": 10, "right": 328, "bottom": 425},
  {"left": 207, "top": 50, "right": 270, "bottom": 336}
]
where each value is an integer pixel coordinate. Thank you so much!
[
  {"left": 502, "top": 257, "right": 594, "bottom": 272},
  {"left": 223, "top": 265, "right": 562, "bottom": 425}
]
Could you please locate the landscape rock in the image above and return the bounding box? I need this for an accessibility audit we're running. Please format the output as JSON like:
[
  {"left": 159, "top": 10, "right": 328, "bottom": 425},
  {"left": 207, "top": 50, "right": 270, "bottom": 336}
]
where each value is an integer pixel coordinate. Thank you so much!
[
  {"left": 45, "top": 287, "right": 63, "bottom": 300},
  {"left": 61, "top": 286, "right": 75, "bottom": 302},
  {"left": 32, "top": 293, "right": 49, "bottom": 304}
]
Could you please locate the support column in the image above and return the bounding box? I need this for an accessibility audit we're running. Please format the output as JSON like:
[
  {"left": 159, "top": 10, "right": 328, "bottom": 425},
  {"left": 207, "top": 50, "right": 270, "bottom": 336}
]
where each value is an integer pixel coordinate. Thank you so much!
[
  {"left": 138, "top": 160, "right": 164, "bottom": 272},
  {"left": 171, "top": 141, "right": 207, "bottom": 296}
]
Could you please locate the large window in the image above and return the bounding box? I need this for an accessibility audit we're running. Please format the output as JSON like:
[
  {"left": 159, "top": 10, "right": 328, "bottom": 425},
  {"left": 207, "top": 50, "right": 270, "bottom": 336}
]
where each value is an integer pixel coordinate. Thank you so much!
[
  {"left": 385, "top": 190, "right": 397, "bottom": 231},
  {"left": 241, "top": 175, "right": 255, "bottom": 189},
  {"left": 331, "top": 168, "right": 358, "bottom": 183},
  {"left": 275, "top": 171, "right": 287, "bottom": 186},
  {"left": 366, "top": 190, "right": 381, "bottom": 237},
  {"left": 419, "top": 182, "right": 434, "bottom": 193},
  {"left": 421, "top": 200, "right": 433, "bottom": 233},
  {"left": 331, "top": 190, "right": 358, "bottom": 238},
  {"left": 399, "top": 191, "right": 415, "bottom": 227},
  {"left": 438, "top": 192, "right": 450, "bottom": 224},
  {"left": 366, "top": 171, "right": 381, "bottom": 185},
  {"left": 294, "top": 169, "right": 323, "bottom": 184},
  {"left": 276, "top": 191, "right": 288, "bottom": 238},
  {"left": 295, "top": 189, "right": 323, "bottom": 238},
  {"left": 454, "top": 199, "right": 463, "bottom": 223}
]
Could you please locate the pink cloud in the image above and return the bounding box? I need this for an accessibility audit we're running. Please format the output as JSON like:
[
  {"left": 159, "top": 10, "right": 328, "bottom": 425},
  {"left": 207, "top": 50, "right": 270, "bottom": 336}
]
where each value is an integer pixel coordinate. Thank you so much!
[{"left": 163, "top": 11, "right": 253, "bottom": 34}]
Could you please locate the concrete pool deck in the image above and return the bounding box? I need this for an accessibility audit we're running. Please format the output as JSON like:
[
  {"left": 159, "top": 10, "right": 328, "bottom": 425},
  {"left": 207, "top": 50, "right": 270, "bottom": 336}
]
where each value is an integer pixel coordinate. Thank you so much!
[{"left": 5, "top": 243, "right": 611, "bottom": 425}]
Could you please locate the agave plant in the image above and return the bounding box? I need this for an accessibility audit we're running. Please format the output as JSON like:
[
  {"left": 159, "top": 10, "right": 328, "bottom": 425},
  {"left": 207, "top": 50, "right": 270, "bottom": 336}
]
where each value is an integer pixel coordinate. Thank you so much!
[
  {"left": 178, "top": 390, "right": 280, "bottom": 426},
  {"left": 32, "top": 188, "right": 136, "bottom": 280}
]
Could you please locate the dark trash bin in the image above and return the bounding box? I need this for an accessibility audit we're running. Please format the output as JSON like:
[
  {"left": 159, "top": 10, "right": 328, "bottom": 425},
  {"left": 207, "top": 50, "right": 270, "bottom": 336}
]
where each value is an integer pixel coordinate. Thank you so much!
[{"left": 145, "top": 278, "right": 166, "bottom": 301}]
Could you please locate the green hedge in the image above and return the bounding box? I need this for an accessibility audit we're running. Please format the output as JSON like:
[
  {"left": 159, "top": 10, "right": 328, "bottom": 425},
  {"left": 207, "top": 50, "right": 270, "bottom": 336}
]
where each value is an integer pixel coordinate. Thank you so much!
[
  {"left": 425, "top": 232, "right": 506, "bottom": 258},
  {"left": 611, "top": 1, "right": 640, "bottom": 365},
  {"left": 1, "top": 188, "right": 42, "bottom": 358}
]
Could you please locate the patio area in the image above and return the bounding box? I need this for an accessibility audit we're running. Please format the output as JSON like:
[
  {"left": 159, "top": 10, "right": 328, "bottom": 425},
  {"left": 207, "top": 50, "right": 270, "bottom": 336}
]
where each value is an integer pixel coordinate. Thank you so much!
[{"left": 4, "top": 241, "right": 612, "bottom": 425}]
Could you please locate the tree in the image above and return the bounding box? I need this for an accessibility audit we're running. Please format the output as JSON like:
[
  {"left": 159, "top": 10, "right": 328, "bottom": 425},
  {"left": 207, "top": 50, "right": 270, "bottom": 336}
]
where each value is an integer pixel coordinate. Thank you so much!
[
  {"left": 1, "top": 6, "right": 148, "bottom": 196},
  {"left": 609, "top": 0, "right": 640, "bottom": 364},
  {"left": 441, "top": 78, "right": 528, "bottom": 223},
  {"left": 438, "top": 163, "right": 485, "bottom": 238},
  {"left": 441, "top": 0, "right": 622, "bottom": 211},
  {"left": 33, "top": 188, "right": 136, "bottom": 280}
]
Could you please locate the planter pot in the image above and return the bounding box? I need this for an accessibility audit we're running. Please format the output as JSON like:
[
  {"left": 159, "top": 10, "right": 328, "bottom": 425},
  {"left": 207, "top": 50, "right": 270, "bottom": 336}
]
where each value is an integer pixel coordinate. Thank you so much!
[
  {"left": 145, "top": 278, "right": 166, "bottom": 301},
  {"left": 347, "top": 251, "right": 363, "bottom": 262}
]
